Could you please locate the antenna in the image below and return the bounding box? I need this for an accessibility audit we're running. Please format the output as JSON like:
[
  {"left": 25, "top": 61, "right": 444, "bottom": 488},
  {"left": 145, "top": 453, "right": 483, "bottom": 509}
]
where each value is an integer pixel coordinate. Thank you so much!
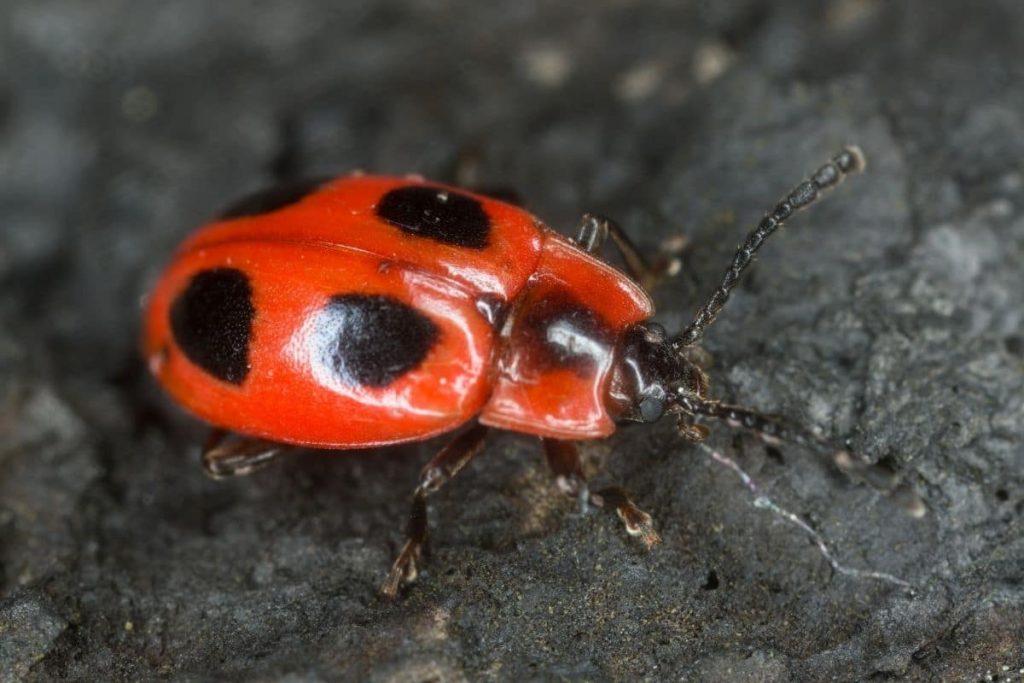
[{"left": 674, "top": 147, "right": 865, "bottom": 350}]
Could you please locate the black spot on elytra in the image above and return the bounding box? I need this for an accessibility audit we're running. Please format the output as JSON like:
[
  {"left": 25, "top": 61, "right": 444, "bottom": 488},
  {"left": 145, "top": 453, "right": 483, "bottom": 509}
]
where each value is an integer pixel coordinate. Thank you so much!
[
  {"left": 518, "top": 290, "right": 616, "bottom": 376},
  {"left": 315, "top": 294, "right": 439, "bottom": 387},
  {"left": 376, "top": 185, "right": 490, "bottom": 249},
  {"left": 217, "top": 177, "right": 329, "bottom": 219},
  {"left": 170, "top": 268, "right": 254, "bottom": 384}
]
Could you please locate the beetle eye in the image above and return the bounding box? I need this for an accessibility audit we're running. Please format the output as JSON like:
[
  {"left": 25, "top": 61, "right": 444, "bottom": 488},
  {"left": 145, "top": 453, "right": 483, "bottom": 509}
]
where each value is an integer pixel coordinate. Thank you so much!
[{"left": 638, "top": 396, "right": 665, "bottom": 423}]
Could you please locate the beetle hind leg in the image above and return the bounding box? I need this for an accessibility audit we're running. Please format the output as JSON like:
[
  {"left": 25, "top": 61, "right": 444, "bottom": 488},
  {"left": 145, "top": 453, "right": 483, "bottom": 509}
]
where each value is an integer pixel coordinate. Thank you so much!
[
  {"left": 542, "top": 439, "right": 661, "bottom": 549},
  {"left": 381, "top": 423, "right": 490, "bottom": 600},
  {"left": 201, "top": 429, "right": 286, "bottom": 479}
]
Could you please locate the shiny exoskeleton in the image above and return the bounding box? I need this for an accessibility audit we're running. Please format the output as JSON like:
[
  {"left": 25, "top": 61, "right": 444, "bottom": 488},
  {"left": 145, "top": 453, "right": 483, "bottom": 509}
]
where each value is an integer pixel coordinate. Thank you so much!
[{"left": 144, "top": 147, "right": 885, "bottom": 599}]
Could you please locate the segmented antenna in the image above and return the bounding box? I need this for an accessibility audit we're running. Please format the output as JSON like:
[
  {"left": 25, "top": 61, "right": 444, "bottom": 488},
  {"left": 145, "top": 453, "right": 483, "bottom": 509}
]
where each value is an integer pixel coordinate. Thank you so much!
[{"left": 674, "top": 147, "right": 866, "bottom": 349}]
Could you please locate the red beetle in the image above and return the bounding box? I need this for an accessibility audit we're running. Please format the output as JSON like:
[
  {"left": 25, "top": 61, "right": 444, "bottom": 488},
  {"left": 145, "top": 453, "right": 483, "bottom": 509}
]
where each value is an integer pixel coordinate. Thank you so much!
[{"left": 144, "top": 148, "right": 870, "bottom": 597}]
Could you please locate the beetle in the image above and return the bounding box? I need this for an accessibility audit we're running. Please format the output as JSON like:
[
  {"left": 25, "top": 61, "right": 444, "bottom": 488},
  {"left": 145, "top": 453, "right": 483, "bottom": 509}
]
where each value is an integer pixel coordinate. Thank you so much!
[{"left": 143, "top": 147, "right": 880, "bottom": 598}]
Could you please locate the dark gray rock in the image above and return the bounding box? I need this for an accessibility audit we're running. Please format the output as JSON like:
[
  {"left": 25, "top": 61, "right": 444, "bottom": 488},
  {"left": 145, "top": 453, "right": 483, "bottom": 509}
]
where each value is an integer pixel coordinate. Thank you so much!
[
  {"left": 0, "top": 589, "right": 67, "bottom": 681},
  {"left": 1, "top": 0, "right": 1022, "bottom": 680}
]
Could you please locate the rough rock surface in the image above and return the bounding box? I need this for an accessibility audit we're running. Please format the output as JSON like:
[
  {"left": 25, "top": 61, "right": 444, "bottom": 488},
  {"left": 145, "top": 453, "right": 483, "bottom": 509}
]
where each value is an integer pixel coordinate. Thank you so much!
[{"left": 2, "top": 1, "right": 1022, "bottom": 680}]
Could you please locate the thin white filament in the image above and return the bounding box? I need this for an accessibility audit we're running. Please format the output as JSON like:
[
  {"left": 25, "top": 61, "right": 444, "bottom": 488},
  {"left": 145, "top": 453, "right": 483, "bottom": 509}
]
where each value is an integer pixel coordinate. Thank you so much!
[{"left": 697, "top": 442, "right": 915, "bottom": 592}]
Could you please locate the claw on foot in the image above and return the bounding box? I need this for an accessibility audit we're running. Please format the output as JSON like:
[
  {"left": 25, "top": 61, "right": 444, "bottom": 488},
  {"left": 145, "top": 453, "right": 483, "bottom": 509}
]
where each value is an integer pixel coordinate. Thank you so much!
[
  {"left": 617, "top": 506, "right": 662, "bottom": 549},
  {"left": 380, "top": 540, "right": 421, "bottom": 600},
  {"left": 591, "top": 487, "right": 662, "bottom": 549}
]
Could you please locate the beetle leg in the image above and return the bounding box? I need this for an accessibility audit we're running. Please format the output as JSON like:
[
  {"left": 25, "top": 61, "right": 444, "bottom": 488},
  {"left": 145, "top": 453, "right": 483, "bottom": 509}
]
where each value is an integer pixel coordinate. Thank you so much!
[
  {"left": 542, "top": 439, "right": 661, "bottom": 549},
  {"left": 589, "top": 486, "right": 662, "bottom": 548},
  {"left": 201, "top": 429, "right": 286, "bottom": 479},
  {"left": 572, "top": 213, "right": 685, "bottom": 291},
  {"left": 541, "top": 438, "right": 586, "bottom": 497},
  {"left": 381, "top": 423, "right": 490, "bottom": 600}
]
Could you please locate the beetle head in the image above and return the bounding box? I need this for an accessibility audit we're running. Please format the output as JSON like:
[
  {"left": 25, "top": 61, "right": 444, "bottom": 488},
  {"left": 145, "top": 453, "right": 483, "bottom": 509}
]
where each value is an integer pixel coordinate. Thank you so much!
[{"left": 609, "top": 322, "right": 709, "bottom": 425}]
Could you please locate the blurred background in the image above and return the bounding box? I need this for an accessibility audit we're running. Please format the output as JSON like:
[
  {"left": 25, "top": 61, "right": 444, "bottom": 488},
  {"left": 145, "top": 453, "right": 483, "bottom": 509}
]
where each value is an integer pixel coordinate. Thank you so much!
[{"left": 1, "top": 1, "right": 1022, "bottom": 680}]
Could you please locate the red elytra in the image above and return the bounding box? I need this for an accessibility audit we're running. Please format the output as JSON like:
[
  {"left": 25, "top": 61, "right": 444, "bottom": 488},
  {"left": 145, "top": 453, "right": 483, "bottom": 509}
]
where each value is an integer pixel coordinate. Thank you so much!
[{"left": 143, "top": 175, "right": 653, "bottom": 447}]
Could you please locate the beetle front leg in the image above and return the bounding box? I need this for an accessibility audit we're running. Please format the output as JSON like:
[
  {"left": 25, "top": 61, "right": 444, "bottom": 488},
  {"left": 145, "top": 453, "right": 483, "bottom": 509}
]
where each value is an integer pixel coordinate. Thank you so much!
[
  {"left": 542, "top": 439, "right": 661, "bottom": 549},
  {"left": 201, "top": 429, "right": 287, "bottom": 479},
  {"left": 381, "top": 423, "right": 490, "bottom": 600},
  {"left": 573, "top": 213, "right": 685, "bottom": 291}
]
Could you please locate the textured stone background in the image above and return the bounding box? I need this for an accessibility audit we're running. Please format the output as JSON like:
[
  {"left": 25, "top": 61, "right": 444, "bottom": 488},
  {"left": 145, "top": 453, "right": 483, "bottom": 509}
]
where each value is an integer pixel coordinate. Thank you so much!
[{"left": 2, "top": 1, "right": 1023, "bottom": 680}]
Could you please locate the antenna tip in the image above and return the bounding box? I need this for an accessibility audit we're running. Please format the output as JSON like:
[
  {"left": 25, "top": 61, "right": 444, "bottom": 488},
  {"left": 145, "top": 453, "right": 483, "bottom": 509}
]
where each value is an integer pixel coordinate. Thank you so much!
[{"left": 838, "top": 145, "right": 867, "bottom": 174}]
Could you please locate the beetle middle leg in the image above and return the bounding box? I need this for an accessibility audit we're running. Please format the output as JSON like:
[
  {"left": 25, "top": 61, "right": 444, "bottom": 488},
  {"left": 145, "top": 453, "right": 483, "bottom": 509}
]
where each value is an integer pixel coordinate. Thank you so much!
[
  {"left": 573, "top": 213, "right": 685, "bottom": 291},
  {"left": 542, "top": 439, "right": 661, "bottom": 548},
  {"left": 201, "top": 429, "right": 287, "bottom": 479},
  {"left": 381, "top": 423, "right": 490, "bottom": 599}
]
